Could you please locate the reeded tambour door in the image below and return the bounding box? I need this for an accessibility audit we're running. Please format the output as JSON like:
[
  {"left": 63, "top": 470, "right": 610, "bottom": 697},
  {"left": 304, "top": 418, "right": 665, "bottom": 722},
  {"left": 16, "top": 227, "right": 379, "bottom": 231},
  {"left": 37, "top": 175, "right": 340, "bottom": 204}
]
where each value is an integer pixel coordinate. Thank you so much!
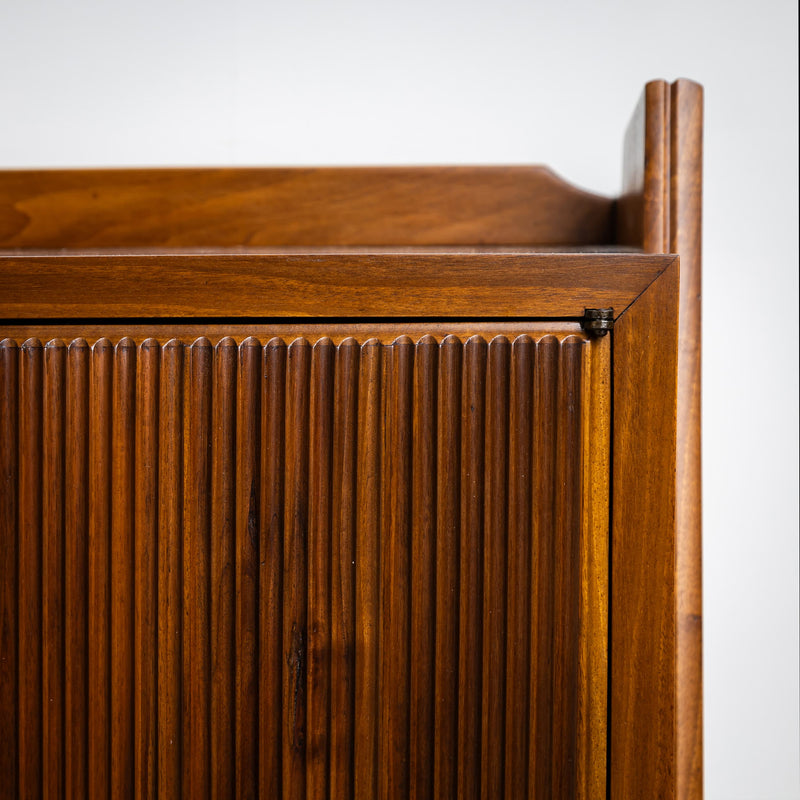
[{"left": 0, "top": 323, "right": 609, "bottom": 799}]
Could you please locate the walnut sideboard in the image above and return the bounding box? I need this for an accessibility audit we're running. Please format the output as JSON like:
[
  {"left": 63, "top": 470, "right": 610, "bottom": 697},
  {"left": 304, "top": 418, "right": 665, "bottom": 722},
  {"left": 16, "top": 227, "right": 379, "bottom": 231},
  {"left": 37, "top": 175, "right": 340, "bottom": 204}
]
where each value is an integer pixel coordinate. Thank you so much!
[{"left": 0, "top": 79, "right": 702, "bottom": 799}]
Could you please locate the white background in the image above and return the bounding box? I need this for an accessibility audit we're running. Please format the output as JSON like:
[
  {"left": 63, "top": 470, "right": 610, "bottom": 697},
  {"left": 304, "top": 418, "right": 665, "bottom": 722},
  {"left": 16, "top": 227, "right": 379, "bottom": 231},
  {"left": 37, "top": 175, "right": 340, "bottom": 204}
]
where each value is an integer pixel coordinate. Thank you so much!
[{"left": 1, "top": 0, "right": 798, "bottom": 796}]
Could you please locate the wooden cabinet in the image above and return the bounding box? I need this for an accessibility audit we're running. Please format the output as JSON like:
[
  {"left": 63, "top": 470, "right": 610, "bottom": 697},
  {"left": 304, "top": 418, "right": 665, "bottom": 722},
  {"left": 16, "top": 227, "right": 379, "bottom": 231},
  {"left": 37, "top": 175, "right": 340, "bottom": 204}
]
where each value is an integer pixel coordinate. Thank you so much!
[{"left": 0, "top": 79, "right": 702, "bottom": 798}]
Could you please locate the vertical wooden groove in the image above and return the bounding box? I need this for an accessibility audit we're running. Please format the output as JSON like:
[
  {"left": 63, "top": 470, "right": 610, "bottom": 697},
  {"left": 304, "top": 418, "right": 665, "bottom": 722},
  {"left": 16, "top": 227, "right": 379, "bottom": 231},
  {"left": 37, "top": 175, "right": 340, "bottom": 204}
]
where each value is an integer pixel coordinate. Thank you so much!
[
  {"left": 158, "top": 340, "right": 183, "bottom": 800},
  {"left": 184, "top": 339, "right": 212, "bottom": 799},
  {"left": 211, "top": 338, "right": 237, "bottom": 800},
  {"left": 379, "top": 336, "right": 413, "bottom": 800},
  {"left": 0, "top": 340, "right": 19, "bottom": 800},
  {"left": 259, "top": 338, "right": 286, "bottom": 799},
  {"left": 18, "top": 339, "right": 42, "bottom": 799},
  {"left": 481, "top": 336, "right": 509, "bottom": 799},
  {"left": 65, "top": 341, "right": 90, "bottom": 798},
  {"left": 235, "top": 338, "right": 260, "bottom": 800},
  {"left": 88, "top": 339, "right": 112, "bottom": 800},
  {"left": 530, "top": 335, "right": 558, "bottom": 798},
  {"left": 504, "top": 335, "right": 534, "bottom": 800},
  {"left": 551, "top": 339, "right": 583, "bottom": 800},
  {"left": 307, "top": 339, "right": 335, "bottom": 797},
  {"left": 458, "top": 335, "right": 486, "bottom": 800},
  {"left": 0, "top": 327, "right": 610, "bottom": 799},
  {"left": 111, "top": 338, "right": 136, "bottom": 800},
  {"left": 135, "top": 339, "right": 159, "bottom": 800},
  {"left": 409, "top": 335, "right": 437, "bottom": 800},
  {"left": 329, "top": 338, "right": 359, "bottom": 799},
  {"left": 283, "top": 338, "right": 310, "bottom": 800},
  {"left": 354, "top": 340, "right": 381, "bottom": 799},
  {"left": 42, "top": 340, "right": 66, "bottom": 800},
  {"left": 433, "top": 335, "right": 461, "bottom": 799}
]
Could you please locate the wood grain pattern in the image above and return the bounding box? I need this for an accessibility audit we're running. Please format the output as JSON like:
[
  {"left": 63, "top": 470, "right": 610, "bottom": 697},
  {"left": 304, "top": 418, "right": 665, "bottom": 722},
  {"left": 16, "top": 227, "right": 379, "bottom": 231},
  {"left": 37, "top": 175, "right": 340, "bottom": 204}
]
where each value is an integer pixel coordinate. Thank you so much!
[
  {"left": 259, "top": 337, "right": 285, "bottom": 799},
  {"left": 158, "top": 341, "right": 183, "bottom": 799},
  {"left": 134, "top": 339, "right": 158, "bottom": 800},
  {"left": 307, "top": 338, "right": 335, "bottom": 799},
  {"left": 211, "top": 338, "right": 237, "bottom": 800},
  {"left": 354, "top": 339, "right": 381, "bottom": 799},
  {"left": 409, "top": 335, "right": 437, "bottom": 800},
  {"left": 42, "top": 340, "right": 65, "bottom": 800},
  {"left": 578, "top": 334, "right": 610, "bottom": 800},
  {"left": 88, "top": 338, "right": 112, "bottom": 799},
  {"left": 111, "top": 339, "right": 135, "bottom": 800},
  {"left": 329, "top": 339, "right": 358, "bottom": 800},
  {"left": 504, "top": 335, "right": 533, "bottom": 800},
  {"left": 235, "top": 339, "right": 260, "bottom": 800},
  {"left": 0, "top": 251, "right": 667, "bottom": 320},
  {"left": 18, "top": 339, "right": 43, "bottom": 799},
  {"left": 0, "top": 340, "right": 19, "bottom": 800},
  {"left": 184, "top": 339, "right": 212, "bottom": 799},
  {"left": 619, "top": 79, "right": 703, "bottom": 799},
  {"left": 0, "top": 329, "right": 607, "bottom": 799},
  {"left": 433, "top": 335, "right": 461, "bottom": 798},
  {"left": 283, "top": 338, "right": 310, "bottom": 800},
  {"left": 669, "top": 81, "right": 704, "bottom": 800},
  {"left": 0, "top": 166, "right": 613, "bottom": 249},
  {"left": 611, "top": 259, "right": 680, "bottom": 799}
]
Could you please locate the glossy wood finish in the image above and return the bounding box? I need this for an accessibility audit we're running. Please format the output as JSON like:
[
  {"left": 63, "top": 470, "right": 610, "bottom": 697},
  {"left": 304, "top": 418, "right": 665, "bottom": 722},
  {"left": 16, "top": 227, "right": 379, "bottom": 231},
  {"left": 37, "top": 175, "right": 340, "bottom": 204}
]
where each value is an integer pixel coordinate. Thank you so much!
[
  {"left": 619, "top": 78, "right": 703, "bottom": 799},
  {"left": 0, "top": 80, "right": 702, "bottom": 800},
  {"left": 0, "top": 341, "right": 18, "bottom": 799},
  {"left": 610, "top": 259, "right": 680, "bottom": 799},
  {"left": 0, "top": 167, "right": 613, "bottom": 249},
  {"left": 0, "top": 328, "right": 607, "bottom": 799},
  {"left": 0, "top": 250, "right": 664, "bottom": 320}
]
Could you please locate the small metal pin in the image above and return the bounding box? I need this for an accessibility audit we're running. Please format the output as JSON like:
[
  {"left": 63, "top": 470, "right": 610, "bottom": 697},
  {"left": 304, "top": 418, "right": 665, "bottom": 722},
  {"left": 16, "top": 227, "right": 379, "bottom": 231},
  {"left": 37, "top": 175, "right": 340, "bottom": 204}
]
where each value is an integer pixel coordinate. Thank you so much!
[{"left": 581, "top": 308, "right": 614, "bottom": 337}]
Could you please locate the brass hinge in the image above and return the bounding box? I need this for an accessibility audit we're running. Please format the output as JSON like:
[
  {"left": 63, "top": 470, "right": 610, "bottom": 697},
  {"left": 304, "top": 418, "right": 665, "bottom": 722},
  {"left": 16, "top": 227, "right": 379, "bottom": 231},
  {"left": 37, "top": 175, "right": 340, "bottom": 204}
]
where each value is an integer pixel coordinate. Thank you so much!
[{"left": 581, "top": 308, "right": 614, "bottom": 337}]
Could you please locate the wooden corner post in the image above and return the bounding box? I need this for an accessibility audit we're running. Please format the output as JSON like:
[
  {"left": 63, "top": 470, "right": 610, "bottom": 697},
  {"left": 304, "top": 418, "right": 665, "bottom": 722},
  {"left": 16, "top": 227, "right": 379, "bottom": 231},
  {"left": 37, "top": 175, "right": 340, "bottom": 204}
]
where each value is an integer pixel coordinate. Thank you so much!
[{"left": 616, "top": 78, "right": 703, "bottom": 799}]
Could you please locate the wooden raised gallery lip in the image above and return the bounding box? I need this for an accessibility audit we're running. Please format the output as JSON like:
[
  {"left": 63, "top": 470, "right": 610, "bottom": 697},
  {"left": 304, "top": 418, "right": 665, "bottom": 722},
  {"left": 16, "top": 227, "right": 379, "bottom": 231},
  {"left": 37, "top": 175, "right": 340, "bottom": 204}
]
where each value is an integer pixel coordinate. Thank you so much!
[{"left": 0, "top": 79, "right": 702, "bottom": 799}]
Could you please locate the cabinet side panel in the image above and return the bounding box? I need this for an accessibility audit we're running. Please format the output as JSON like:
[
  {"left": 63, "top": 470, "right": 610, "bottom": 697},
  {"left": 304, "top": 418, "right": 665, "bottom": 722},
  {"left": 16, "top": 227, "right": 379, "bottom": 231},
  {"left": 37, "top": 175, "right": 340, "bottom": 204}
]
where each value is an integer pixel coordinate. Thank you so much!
[{"left": 670, "top": 79, "right": 704, "bottom": 800}]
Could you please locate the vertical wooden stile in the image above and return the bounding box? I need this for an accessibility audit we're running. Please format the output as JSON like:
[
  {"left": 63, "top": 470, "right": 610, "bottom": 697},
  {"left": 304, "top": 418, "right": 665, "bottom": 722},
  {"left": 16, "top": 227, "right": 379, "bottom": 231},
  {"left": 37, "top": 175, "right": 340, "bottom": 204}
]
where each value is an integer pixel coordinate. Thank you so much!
[{"left": 578, "top": 335, "right": 610, "bottom": 799}]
